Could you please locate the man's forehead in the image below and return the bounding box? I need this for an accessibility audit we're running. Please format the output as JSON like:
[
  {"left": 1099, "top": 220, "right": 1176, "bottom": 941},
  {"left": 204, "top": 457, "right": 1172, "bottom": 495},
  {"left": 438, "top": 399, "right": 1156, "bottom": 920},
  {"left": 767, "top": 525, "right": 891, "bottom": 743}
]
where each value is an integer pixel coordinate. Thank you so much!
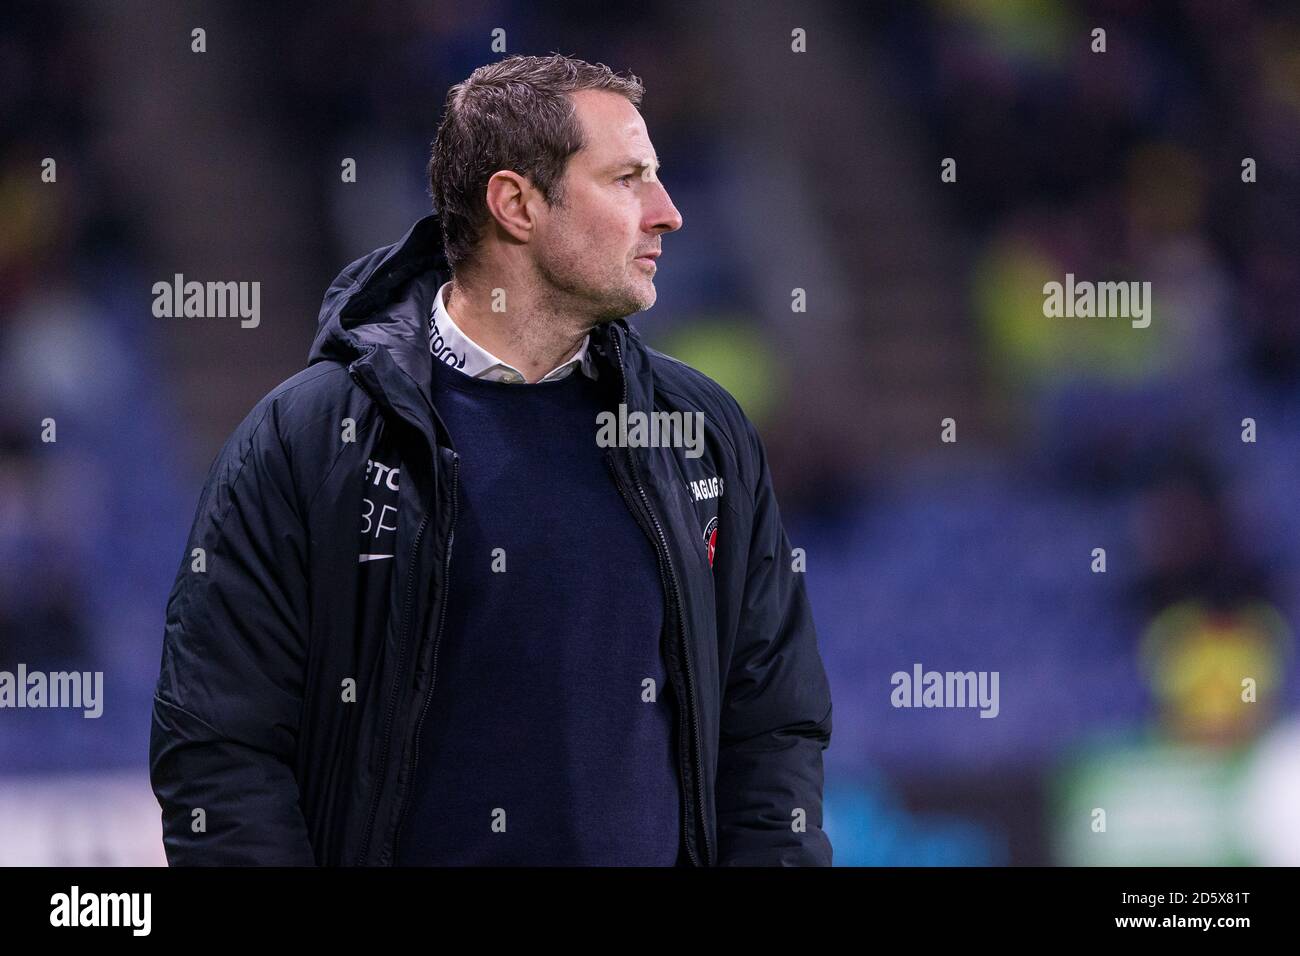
[{"left": 570, "top": 90, "right": 656, "bottom": 166}]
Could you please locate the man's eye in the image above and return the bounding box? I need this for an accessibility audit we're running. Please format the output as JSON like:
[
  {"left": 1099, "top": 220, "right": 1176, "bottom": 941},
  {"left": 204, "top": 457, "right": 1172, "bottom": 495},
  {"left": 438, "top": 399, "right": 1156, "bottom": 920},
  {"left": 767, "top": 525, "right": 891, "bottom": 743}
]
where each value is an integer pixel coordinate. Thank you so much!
[{"left": 618, "top": 173, "right": 636, "bottom": 184}]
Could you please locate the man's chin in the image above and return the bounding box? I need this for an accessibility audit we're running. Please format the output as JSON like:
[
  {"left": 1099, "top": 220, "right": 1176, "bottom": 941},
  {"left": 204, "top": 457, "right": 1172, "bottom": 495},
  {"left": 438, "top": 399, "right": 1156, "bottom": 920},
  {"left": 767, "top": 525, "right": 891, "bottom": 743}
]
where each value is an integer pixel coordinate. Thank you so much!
[
  {"left": 627, "top": 281, "right": 657, "bottom": 313},
  {"left": 591, "top": 287, "right": 654, "bottom": 322}
]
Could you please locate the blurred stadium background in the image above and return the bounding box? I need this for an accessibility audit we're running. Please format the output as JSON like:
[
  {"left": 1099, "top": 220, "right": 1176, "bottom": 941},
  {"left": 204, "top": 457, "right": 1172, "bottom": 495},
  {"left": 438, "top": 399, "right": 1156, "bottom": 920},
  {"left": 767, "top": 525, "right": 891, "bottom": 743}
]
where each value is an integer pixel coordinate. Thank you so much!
[{"left": 3, "top": 0, "right": 1300, "bottom": 865}]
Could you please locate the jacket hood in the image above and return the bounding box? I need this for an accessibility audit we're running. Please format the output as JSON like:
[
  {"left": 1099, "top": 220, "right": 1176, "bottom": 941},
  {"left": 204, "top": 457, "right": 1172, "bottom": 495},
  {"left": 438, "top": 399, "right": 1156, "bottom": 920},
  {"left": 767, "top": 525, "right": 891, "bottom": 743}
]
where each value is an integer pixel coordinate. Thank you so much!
[
  {"left": 309, "top": 214, "right": 449, "bottom": 372},
  {"left": 307, "top": 213, "right": 655, "bottom": 420}
]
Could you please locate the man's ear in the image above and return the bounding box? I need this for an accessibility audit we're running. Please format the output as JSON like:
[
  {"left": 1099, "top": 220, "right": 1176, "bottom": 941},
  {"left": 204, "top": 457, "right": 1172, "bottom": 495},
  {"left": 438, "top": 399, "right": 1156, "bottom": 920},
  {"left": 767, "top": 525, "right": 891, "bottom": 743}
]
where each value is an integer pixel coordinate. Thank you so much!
[{"left": 483, "top": 170, "right": 537, "bottom": 244}]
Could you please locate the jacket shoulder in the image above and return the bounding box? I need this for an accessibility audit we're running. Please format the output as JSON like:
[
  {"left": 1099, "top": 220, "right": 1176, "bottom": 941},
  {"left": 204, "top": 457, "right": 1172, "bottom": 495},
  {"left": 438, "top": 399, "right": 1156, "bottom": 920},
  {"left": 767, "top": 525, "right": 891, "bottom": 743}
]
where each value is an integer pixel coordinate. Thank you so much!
[
  {"left": 644, "top": 345, "right": 763, "bottom": 487},
  {"left": 262, "top": 361, "right": 356, "bottom": 430},
  {"left": 220, "top": 361, "right": 356, "bottom": 460},
  {"left": 199, "top": 360, "right": 365, "bottom": 521},
  {"left": 225, "top": 361, "right": 353, "bottom": 440}
]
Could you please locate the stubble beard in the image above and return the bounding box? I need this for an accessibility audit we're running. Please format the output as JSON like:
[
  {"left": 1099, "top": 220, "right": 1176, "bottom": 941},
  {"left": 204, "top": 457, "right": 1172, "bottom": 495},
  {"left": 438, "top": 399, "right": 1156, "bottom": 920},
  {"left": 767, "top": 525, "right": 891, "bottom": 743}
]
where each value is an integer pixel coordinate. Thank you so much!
[{"left": 536, "top": 247, "right": 653, "bottom": 329}]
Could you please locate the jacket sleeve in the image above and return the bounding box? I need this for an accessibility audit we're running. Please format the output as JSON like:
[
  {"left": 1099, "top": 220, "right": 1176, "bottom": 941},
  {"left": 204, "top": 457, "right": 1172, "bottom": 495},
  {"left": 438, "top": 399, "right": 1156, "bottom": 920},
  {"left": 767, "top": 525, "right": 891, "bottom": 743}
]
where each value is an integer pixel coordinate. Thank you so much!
[
  {"left": 150, "top": 396, "right": 317, "bottom": 865},
  {"left": 713, "top": 416, "right": 834, "bottom": 866}
]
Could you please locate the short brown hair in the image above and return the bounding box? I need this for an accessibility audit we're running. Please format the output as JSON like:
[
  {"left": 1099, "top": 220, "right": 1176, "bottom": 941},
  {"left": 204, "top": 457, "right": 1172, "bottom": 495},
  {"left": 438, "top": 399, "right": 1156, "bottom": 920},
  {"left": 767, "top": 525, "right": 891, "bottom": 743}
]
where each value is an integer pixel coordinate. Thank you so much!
[{"left": 428, "top": 53, "right": 645, "bottom": 274}]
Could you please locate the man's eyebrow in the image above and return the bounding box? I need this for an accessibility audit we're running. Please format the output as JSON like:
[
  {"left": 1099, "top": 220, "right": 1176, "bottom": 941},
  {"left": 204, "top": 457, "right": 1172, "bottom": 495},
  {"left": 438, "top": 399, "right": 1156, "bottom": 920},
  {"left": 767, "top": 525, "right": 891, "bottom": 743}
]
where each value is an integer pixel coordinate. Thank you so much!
[{"left": 606, "top": 156, "right": 661, "bottom": 174}]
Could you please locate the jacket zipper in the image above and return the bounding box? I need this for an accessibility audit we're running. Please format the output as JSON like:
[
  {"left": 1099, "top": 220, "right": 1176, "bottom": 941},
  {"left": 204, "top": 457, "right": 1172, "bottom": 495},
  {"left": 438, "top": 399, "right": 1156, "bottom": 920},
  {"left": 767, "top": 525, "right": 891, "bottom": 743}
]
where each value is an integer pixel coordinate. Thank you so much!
[
  {"left": 390, "top": 452, "right": 459, "bottom": 861},
  {"left": 609, "top": 329, "right": 711, "bottom": 867},
  {"left": 349, "top": 358, "right": 454, "bottom": 865}
]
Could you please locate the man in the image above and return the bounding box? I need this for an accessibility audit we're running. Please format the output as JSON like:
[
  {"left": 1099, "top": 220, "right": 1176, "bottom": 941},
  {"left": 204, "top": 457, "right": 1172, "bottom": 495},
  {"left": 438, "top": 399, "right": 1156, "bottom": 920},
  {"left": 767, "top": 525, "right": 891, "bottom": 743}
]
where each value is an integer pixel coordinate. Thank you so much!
[{"left": 150, "top": 53, "right": 833, "bottom": 866}]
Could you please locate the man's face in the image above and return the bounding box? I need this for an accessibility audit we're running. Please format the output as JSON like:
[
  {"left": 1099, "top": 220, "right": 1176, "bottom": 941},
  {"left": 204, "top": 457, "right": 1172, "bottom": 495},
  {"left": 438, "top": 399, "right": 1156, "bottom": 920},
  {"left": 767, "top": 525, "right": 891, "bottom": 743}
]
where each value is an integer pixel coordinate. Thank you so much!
[{"left": 531, "top": 89, "right": 683, "bottom": 323}]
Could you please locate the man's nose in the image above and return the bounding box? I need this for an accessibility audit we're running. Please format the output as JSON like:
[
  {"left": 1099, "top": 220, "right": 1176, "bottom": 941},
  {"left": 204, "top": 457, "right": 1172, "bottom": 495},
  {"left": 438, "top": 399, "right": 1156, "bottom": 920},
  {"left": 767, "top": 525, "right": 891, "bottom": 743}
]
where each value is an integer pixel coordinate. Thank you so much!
[{"left": 648, "top": 183, "right": 683, "bottom": 234}]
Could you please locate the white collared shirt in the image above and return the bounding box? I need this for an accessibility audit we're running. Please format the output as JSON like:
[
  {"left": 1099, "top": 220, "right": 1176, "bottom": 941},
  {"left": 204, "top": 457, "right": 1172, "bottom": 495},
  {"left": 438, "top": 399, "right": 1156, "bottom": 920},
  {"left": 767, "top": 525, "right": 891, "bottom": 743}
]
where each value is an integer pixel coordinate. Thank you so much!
[{"left": 428, "top": 280, "right": 597, "bottom": 384}]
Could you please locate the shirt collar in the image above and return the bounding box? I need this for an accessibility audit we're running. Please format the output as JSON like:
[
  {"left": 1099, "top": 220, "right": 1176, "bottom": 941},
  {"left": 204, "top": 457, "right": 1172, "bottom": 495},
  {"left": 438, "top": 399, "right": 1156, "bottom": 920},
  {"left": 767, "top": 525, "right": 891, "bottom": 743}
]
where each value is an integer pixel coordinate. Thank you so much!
[{"left": 428, "top": 280, "right": 597, "bottom": 384}]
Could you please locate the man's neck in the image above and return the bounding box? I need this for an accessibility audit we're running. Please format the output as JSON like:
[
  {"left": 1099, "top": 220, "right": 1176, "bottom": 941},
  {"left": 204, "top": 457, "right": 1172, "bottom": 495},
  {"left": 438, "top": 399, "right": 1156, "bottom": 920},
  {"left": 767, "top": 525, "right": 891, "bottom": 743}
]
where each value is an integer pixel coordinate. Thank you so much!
[{"left": 445, "top": 274, "right": 592, "bottom": 384}]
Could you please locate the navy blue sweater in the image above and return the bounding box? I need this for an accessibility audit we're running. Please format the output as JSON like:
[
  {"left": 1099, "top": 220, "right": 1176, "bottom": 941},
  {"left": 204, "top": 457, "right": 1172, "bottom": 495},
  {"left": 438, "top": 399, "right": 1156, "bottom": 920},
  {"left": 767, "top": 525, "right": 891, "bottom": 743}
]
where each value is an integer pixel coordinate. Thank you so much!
[{"left": 395, "top": 354, "right": 681, "bottom": 865}]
